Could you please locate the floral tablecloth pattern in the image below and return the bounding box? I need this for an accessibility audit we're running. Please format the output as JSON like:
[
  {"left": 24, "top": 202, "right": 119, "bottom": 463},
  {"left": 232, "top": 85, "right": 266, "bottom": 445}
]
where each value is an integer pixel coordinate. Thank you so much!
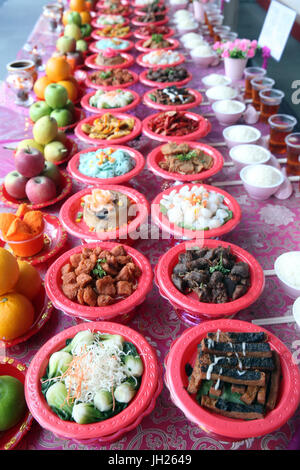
[{"left": 0, "top": 11, "right": 299, "bottom": 451}]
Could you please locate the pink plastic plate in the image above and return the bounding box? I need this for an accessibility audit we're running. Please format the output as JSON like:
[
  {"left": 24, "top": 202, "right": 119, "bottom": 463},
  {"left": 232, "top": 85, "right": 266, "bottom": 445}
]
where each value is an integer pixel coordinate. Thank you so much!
[
  {"left": 147, "top": 141, "right": 223, "bottom": 182},
  {"left": 85, "top": 53, "right": 134, "bottom": 70},
  {"left": 0, "top": 284, "right": 53, "bottom": 349},
  {"left": 67, "top": 144, "right": 145, "bottom": 186},
  {"left": 134, "top": 6, "right": 168, "bottom": 16},
  {"left": 59, "top": 184, "right": 150, "bottom": 242},
  {"left": 91, "top": 28, "right": 133, "bottom": 40},
  {"left": 131, "top": 16, "right": 169, "bottom": 27},
  {"left": 139, "top": 68, "right": 192, "bottom": 88},
  {"left": 45, "top": 241, "right": 153, "bottom": 321},
  {"left": 0, "top": 357, "right": 33, "bottom": 450},
  {"left": 74, "top": 112, "right": 142, "bottom": 145},
  {"left": 85, "top": 69, "right": 139, "bottom": 90},
  {"left": 25, "top": 321, "right": 160, "bottom": 442},
  {"left": 143, "top": 87, "right": 202, "bottom": 111},
  {"left": 133, "top": 27, "right": 174, "bottom": 40},
  {"left": 136, "top": 51, "right": 185, "bottom": 68},
  {"left": 89, "top": 39, "right": 134, "bottom": 54},
  {"left": 80, "top": 89, "right": 140, "bottom": 114},
  {"left": 142, "top": 111, "right": 211, "bottom": 143},
  {"left": 0, "top": 170, "right": 72, "bottom": 210},
  {"left": 155, "top": 239, "right": 264, "bottom": 320},
  {"left": 135, "top": 37, "right": 179, "bottom": 53},
  {"left": 164, "top": 318, "right": 300, "bottom": 440}
]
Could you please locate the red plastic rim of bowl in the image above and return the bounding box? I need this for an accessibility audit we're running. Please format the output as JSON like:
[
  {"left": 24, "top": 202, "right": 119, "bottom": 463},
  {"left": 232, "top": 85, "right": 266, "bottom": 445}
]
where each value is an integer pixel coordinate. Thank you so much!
[
  {"left": 24, "top": 321, "right": 160, "bottom": 440},
  {"left": 139, "top": 68, "right": 192, "bottom": 88},
  {"left": 91, "top": 17, "right": 130, "bottom": 29},
  {"left": 0, "top": 170, "right": 72, "bottom": 210},
  {"left": 84, "top": 53, "right": 134, "bottom": 71},
  {"left": 131, "top": 16, "right": 169, "bottom": 27},
  {"left": 67, "top": 144, "right": 145, "bottom": 186},
  {"left": 142, "top": 111, "right": 211, "bottom": 143},
  {"left": 164, "top": 318, "right": 300, "bottom": 440},
  {"left": 59, "top": 184, "right": 150, "bottom": 243},
  {"left": 133, "top": 27, "right": 174, "bottom": 40},
  {"left": 80, "top": 89, "right": 141, "bottom": 114},
  {"left": 143, "top": 87, "right": 202, "bottom": 112},
  {"left": 147, "top": 141, "right": 223, "bottom": 182},
  {"left": 74, "top": 112, "right": 142, "bottom": 146},
  {"left": 89, "top": 39, "right": 135, "bottom": 54},
  {"left": 155, "top": 239, "right": 264, "bottom": 318},
  {"left": 0, "top": 357, "right": 34, "bottom": 450},
  {"left": 85, "top": 69, "right": 139, "bottom": 90},
  {"left": 135, "top": 37, "right": 179, "bottom": 53},
  {"left": 136, "top": 51, "right": 185, "bottom": 69},
  {"left": 152, "top": 182, "right": 242, "bottom": 241},
  {"left": 91, "top": 28, "right": 133, "bottom": 40}
]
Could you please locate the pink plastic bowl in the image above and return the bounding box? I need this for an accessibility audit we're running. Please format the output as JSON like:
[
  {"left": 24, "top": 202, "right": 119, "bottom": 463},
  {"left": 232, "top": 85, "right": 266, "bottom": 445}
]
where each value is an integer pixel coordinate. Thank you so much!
[
  {"left": 139, "top": 68, "right": 192, "bottom": 88},
  {"left": 85, "top": 69, "right": 139, "bottom": 90},
  {"left": 274, "top": 252, "right": 300, "bottom": 299},
  {"left": 133, "top": 27, "right": 175, "bottom": 40},
  {"left": 189, "top": 53, "right": 219, "bottom": 68},
  {"left": 143, "top": 87, "right": 202, "bottom": 112},
  {"left": 147, "top": 141, "right": 223, "bottom": 182},
  {"left": 85, "top": 53, "right": 134, "bottom": 71},
  {"left": 135, "top": 37, "right": 179, "bottom": 53},
  {"left": 164, "top": 318, "right": 300, "bottom": 440},
  {"left": 223, "top": 125, "right": 261, "bottom": 149},
  {"left": 25, "top": 321, "right": 161, "bottom": 444},
  {"left": 240, "top": 164, "right": 285, "bottom": 200},
  {"left": 151, "top": 182, "right": 242, "bottom": 241},
  {"left": 88, "top": 39, "right": 134, "bottom": 54},
  {"left": 212, "top": 100, "right": 246, "bottom": 126},
  {"left": 91, "top": 17, "right": 130, "bottom": 30},
  {"left": 80, "top": 89, "right": 140, "bottom": 114},
  {"left": 67, "top": 144, "right": 145, "bottom": 186},
  {"left": 155, "top": 239, "right": 264, "bottom": 322},
  {"left": 91, "top": 27, "right": 132, "bottom": 41},
  {"left": 136, "top": 51, "right": 185, "bottom": 68},
  {"left": 45, "top": 242, "right": 153, "bottom": 322}
]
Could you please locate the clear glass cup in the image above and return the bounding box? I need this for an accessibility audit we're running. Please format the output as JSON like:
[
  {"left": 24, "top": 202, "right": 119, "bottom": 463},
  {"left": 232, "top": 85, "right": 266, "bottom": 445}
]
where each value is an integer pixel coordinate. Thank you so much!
[
  {"left": 259, "top": 88, "right": 285, "bottom": 123},
  {"left": 285, "top": 132, "right": 300, "bottom": 175},
  {"left": 213, "top": 25, "right": 230, "bottom": 42},
  {"left": 250, "top": 77, "right": 275, "bottom": 110},
  {"left": 219, "top": 31, "right": 238, "bottom": 42},
  {"left": 244, "top": 67, "right": 266, "bottom": 99},
  {"left": 268, "top": 114, "right": 297, "bottom": 154},
  {"left": 207, "top": 14, "right": 224, "bottom": 36}
]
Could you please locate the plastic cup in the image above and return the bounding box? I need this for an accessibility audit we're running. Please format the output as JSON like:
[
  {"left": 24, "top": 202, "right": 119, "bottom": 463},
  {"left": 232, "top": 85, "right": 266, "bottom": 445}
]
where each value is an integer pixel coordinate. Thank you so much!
[
  {"left": 285, "top": 132, "right": 300, "bottom": 176},
  {"left": 268, "top": 114, "right": 297, "bottom": 155},
  {"left": 244, "top": 66, "right": 266, "bottom": 99},
  {"left": 250, "top": 76, "right": 275, "bottom": 110},
  {"left": 259, "top": 88, "right": 285, "bottom": 123}
]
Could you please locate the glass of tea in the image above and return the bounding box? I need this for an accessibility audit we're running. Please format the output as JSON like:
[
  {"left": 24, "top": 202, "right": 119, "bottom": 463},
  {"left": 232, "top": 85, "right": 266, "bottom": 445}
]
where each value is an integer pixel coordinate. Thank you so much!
[
  {"left": 244, "top": 67, "right": 266, "bottom": 100},
  {"left": 259, "top": 89, "right": 285, "bottom": 123},
  {"left": 219, "top": 31, "right": 238, "bottom": 42},
  {"left": 250, "top": 77, "right": 275, "bottom": 110},
  {"left": 213, "top": 25, "right": 230, "bottom": 42},
  {"left": 268, "top": 114, "right": 297, "bottom": 155},
  {"left": 207, "top": 15, "right": 224, "bottom": 36},
  {"left": 285, "top": 133, "right": 300, "bottom": 176}
]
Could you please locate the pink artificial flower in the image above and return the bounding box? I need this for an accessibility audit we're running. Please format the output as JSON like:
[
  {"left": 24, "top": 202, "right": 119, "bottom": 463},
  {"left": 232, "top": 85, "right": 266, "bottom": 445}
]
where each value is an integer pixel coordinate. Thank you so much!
[
  {"left": 222, "top": 49, "right": 230, "bottom": 58},
  {"left": 247, "top": 48, "right": 255, "bottom": 58},
  {"left": 213, "top": 42, "right": 221, "bottom": 50},
  {"left": 251, "top": 40, "right": 258, "bottom": 49}
]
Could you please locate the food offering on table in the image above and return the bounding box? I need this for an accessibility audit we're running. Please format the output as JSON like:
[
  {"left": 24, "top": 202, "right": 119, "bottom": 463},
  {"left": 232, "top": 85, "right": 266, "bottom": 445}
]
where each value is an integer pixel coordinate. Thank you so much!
[
  {"left": 86, "top": 50, "right": 134, "bottom": 70},
  {"left": 0, "top": 371, "right": 27, "bottom": 434},
  {"left": 62, "top": 3, "right": 93, "bottom": 40},
  {"left": 180, "top": 32, "right": 207, "bottom": 50},
  {"left": 132, "top": 13, "right": 167, "bottom": 26},
  {"left": 137, "top": 50, "right": 184, "bottom": 67},
  {"left": 240, "top": 164, "right": 285, "bottom": 201},
  {"left": 187, "top": 329, "right": 281, "bottom": 420},
  {"left": 134, "top": 24, "right": 173, "bottom": 39},
  {"left": 92, "top": 24, "right": 132, "bottom": 39},
  {"left": 76, "top": 112, "right": 141, "bottom": 145},
  {"left": 143, "top": 110, "right": 211, "bottom": 142},
  {"left": 76, "top": 147, "right": 136, "bottom": 180},
  {"left": 212, "top": 100, "right": 246, "bottom": 127},
  {"left": 0, "top": 247, "right": 42, "bottom": 342},
  {"left": 141, "top": 66, "right": 191, "bottom": 87},
  {"left": 156, "top": 142, "right": 214, "bottom": 176},
  {"left": 98, "top": 1, "right": 131, "bottom": 16},
  {"left": 274, "top": 251, "right": 300, "bottom": 299},
  {"left": 202, "top": 73, "right": 232, "bottom": 89},
  {"left": 94, "top": 14, "right": 129, "bottom": 26},
  {"left": 172, "top": 245, "right": 251, "bottom": 304},
  {"left": 206, "top": 85, "right": 238, "bottom": 103},
  {"left": 173, "top": 9, "right": 198, "bottom": 33},
  {"left": 135, "top": 2, "right": 167, "bottom": 15},
  {"left": 159, "top": 185, "right": 234, "bottom": 232},
  {"left": 90, "top": 38, "right": 133, "bottom": 53},
  {"left": 189, "top": 44, "right": 218, "bottom": 67},
  {"left": 86, "top": 68, "right": 138, "bottom": 89},
  {"left": 136, "top": 34, "right": 177, "bottom": 51},
  {"left": 144, "top": 86, "right": 201, "bottom": 111},
  {"left": 223, "top": 125, "right": 261, "bottom": 149},
  {"left": 82, "top": 89, "right": 140, "bottom": 114},
  {"left": 60, "top": 244, "right": 142, "bottom": 307}
]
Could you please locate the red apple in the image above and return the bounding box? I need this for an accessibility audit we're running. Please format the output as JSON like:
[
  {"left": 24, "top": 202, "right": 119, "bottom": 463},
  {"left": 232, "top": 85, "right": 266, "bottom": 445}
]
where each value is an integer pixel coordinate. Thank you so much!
[
  {"left": 4, "top": 171, "right": 28, "bottom": 199},
  {"left": 25, "top": 176, "right": 57, "bottom": 204},
  {"left": 15, "top": 146, "right": 45, "bottom": 178}
]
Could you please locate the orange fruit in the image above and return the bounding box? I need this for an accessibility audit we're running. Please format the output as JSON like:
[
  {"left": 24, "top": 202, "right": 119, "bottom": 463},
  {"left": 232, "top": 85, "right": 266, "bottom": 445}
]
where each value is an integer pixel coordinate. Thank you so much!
[
  {"left": 0, "top": 248, "right": 19, "bottom": 295},
  {"left": 80, "top": 11, "right": 91, "bottom": 24},
  {"left": 0, "top": 293, "right": 34, "bottom": 341},
  {"left": 57, "top": 80, "right": 78, "bottom": 102},
  {"left": 33, "top": 75, "right": 53, "bottom": 100},
  {"left": 63, "top": 9, "right": 72, "bottom": 26},
  {"left": 70, "top": 0, "right": 86, "bottom": 12},
  {"left": 46, "top": 56, "right": 72, "bottom": 82},
  {"left": 14, "top": 260, "right": 42, "bottom": 301}
]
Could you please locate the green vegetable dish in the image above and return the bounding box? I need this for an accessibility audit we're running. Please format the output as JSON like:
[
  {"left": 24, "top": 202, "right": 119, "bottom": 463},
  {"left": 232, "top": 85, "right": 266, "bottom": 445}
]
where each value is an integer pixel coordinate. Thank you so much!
[{"left": 41, "top": 331, "right": 144, "bottom": 424}]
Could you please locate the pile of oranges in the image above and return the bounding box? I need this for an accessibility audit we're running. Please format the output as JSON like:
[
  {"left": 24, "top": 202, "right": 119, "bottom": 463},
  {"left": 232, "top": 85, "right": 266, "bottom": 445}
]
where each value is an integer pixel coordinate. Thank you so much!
[
  {"left": 0, "top": 248, "right": 42, "bottom": 342},
  {"left": 63, "top": 0, "right": 94, "bottom": 25},
  {"left": 33, "top": 56, "right": 79, "bottom": 102}
]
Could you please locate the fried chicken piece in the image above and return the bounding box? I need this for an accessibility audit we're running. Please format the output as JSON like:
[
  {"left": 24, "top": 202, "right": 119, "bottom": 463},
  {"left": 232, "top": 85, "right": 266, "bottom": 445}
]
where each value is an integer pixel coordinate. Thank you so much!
[
  {"left": 116, "top": 281, "right": 133, "bottom": 297},
  {"left": 95, "top": 276, "right": 116, "bottom": 296},
  {"left": 75, "top": 258, "right": 97, "bottom": 276},
  {"left": 110, "top": 245, "right": 127, "bottom": 257},
  {"left": 61, "top": 263, "right": 73, "bottom": 276},
  {"left": 62, "top": 283, "right": 78, "bottom": 301},
  {"left": 69, "top": 253, "right": 82, "bottom": 268},
  {"left": 83, "top": 286, "right": 97, "bottom": 307},
  {"left": 77, "top": 287, "right": 85, "bottom": 305},
  {"left": 76, "top": 273, "right": 93, "bottom": 288},
  {"left": 97, "top": 294, "right": 114, "bottom": 306},
  {"left": 62, "top": 272, "right": 77, "bottom": 285}
]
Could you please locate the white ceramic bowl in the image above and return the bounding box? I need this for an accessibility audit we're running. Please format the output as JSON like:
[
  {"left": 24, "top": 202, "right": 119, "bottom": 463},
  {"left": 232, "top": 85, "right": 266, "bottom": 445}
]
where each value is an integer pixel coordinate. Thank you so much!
[
  {"left": 223, "top": 125, "right": 261, "bottom": 149},
  {"left": 229, "top": 144, "right": 271, "bottom": 171},
  {"left": 240, "top": 164, "right": 284, "bottom": 200},
  {"left": 190, "top": 51, "right": 219, "bottom": 68},
  {"left": 292, "top": 297, "right": 300, "bottom": 326},
  {"left": 274, "top": 252, "right": 300, "bottom": 299},
  {"left": 206, "top": 85, "right": 238, "bottom": 103},
  {"left": 212, "top": 100, "right": 246, "bottom": 126},
  {"left": 202, "top": 74, "right": 232, "bottom": 89}
]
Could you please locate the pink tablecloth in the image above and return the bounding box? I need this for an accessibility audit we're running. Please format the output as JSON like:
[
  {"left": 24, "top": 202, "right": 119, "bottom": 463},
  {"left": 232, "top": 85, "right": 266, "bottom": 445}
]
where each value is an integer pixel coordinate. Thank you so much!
[{"left": 0, "top": 12, "right": 300, "bottom": 451}]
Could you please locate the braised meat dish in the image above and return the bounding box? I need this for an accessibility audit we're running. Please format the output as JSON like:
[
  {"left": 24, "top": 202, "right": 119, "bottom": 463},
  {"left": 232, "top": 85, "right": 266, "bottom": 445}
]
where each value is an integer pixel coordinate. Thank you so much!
[
  {"left": 159, "top": 142, "right": 213, "bottom": 175},
  {"left": 149, "top": 86, "right": 195, "bottom": 106}
]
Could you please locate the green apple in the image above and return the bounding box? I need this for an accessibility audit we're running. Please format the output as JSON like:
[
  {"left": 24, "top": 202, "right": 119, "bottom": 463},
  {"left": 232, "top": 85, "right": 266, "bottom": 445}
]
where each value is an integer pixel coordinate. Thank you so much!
[
  {"left": 42, "top": 161, "right": 62, "bottom": 186},
  {"left": 64, "top": 24, "right": 82, "bottom": 41},
  {"left": 65, "top": 99, "right": 75, "bottom": 115},
  {"left": 50, "top": 108, "right": 73, "bottom": 127},
  {"left": 0, "top": 376, "right": 26, "bottom": 431},
  {"left": 17, "top": 139, "right": 44, "bottom": 154},
  {"left": 67, "top": 11, "right": 82, "bottom": 26},
  {"left": 29, "top": 101, "right": 52, "bottom": 123},
  {"left": 76, "top": 39, "right": 88, "bottom": 52},
  {"left": 56, "top": 35, "right": 76, "bottom": 54},
  {"left": 45, "top": 84, "right": 68, "bottom": 110},
  {"left": 44, "top": 141, "right": 69, "bottom": 163},
  {"left": 33, "top": 115, "right": 58, "bottom": 146}
]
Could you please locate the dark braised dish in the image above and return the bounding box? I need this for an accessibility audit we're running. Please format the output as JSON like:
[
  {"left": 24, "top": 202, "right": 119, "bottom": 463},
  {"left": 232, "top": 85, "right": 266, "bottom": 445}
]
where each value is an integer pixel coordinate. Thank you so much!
[
  {"left": 186, "top": 330, "right": 281, "bottom": 420},
  {"left": 149, "top": 86, "right": 194, "bottom": 106},
  {"left": 172, "top": 246, "right": 251, "bottom": 303},
  {"left": 90, "top": 69, "right": 134, "bottom": 87},
  {"left": 136, "top": 13, "right": 165, "bottom": 23},
  {"left": 137, "top": 24, "right": 171, "bottom": 36},
  {"left": 146, "top": 66, "right": 189, "bottom": 83},
  {"left": 159, "top": 142, "right": 213, "bottom": 175},
  {"left": 139, "top": 3, "right": 166, "bottom": 14}
]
